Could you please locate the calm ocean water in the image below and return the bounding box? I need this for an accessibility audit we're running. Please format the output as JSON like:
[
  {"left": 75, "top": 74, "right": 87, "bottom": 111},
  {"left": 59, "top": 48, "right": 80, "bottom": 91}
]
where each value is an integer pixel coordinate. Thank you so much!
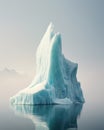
[{"left": 0, "top": 98, "right": 104, "bottom": 130}]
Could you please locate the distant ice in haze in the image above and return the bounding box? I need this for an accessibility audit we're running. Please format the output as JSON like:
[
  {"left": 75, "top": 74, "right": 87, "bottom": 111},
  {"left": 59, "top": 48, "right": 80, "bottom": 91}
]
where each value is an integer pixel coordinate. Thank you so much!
[{"left": 10, "top": 23, "right": 85, "bottom": 105}]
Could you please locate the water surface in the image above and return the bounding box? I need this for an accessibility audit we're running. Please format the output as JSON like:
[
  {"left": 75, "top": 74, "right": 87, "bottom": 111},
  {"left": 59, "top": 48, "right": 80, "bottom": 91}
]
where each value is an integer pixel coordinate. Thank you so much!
[{"left": 0, "top": 100, "right": 104, "bottom": 130}]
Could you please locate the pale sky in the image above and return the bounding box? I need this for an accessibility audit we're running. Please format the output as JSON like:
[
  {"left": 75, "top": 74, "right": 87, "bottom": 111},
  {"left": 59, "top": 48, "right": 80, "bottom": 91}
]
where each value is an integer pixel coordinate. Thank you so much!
[
  {"left": 0, "top": 0, "right": 104, "bottom": 103},
  {"left": 0, "top": 0, "right": 103, "bottom": 72}
]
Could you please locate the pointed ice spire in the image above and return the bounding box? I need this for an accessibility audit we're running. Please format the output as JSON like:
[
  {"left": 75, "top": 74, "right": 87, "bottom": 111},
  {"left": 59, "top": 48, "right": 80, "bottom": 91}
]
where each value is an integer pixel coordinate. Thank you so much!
[
  {"left": 45, "top": 22, "right": 55, "bottom": 40},
  {"left": 47, "top": 22, "right": 54, "bottom": 31}
]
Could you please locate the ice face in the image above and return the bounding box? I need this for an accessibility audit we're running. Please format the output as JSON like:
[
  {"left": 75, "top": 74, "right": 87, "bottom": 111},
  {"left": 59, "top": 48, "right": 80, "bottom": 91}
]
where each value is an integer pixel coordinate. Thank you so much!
[{"left": 10, "top": 23, "right": 85, "bottom": 105}]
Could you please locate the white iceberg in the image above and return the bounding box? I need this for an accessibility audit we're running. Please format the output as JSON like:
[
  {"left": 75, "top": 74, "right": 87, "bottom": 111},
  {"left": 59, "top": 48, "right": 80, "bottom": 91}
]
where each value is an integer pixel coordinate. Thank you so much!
[{"left": 10, "top": 23, "right": 85, "bottom": 105}]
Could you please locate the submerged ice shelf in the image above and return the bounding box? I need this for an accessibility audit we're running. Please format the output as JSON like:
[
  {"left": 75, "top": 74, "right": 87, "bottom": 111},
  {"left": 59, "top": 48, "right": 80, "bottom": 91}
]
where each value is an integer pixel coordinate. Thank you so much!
[{"left": 10, "top": 23, "right": 85, "bottom": 105}]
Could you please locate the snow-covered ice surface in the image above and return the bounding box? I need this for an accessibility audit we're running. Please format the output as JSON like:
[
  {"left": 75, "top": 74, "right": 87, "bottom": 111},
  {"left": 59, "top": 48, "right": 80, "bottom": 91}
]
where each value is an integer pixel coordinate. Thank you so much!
[{"left": 10, "top": 23, "right": 85, "bottom": 105}]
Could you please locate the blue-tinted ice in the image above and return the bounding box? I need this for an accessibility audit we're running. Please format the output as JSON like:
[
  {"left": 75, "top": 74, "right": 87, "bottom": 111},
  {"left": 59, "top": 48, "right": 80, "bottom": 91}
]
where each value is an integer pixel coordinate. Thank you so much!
[{"left": 10, "top": 23, "right": 85, "bottom": 105}]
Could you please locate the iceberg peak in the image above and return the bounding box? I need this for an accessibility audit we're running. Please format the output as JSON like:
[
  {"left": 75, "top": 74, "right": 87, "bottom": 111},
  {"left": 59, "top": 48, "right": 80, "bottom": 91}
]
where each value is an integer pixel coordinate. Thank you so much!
[
  {"left": 45, "top": 22, "right": 54, "bottom": 38},
  {"left": 10, "top": 23, "right": 85, "bottom": 105},
  {"left": 48, "top": 22, "right": 54, "bottom": 30}
]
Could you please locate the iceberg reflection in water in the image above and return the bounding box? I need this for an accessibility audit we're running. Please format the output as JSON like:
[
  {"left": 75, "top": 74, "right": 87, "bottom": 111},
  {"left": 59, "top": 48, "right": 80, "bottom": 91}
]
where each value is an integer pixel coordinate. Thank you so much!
[{"left": 11, "top": 103, "right": 83, "bottom": 130}]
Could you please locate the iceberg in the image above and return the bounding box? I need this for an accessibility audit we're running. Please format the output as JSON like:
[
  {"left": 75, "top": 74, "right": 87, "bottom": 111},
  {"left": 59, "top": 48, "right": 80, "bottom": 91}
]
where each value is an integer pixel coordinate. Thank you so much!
[{"left": 10, "top": 23, "right": 85, "bottom": 105}]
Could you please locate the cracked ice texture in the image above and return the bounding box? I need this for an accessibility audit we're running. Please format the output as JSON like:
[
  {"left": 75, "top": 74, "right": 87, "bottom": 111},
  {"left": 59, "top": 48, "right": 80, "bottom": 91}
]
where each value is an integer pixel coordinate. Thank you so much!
[{"left": 10, "top": 23, "right": 85, "bottom": 105}]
